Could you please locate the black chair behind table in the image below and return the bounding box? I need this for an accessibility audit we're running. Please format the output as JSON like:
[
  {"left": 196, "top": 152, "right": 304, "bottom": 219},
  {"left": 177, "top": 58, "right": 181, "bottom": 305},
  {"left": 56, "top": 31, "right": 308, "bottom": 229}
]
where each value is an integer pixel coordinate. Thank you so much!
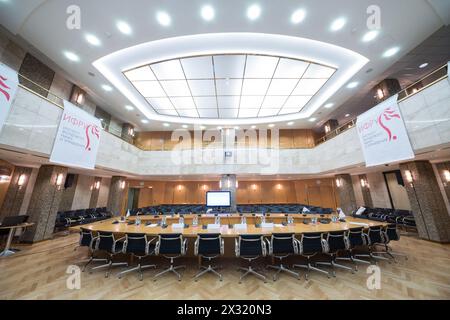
[
  {"left": 266, "top": 233, "right": 300, "bottom": 281},
  {"left": 90, "top": 231, "right": 128, "bottom": 277},
  {"left": 315, "top": 231, "right": 355, "bottom": 276},
  {"left": 235, "top": 234, "right": 267, "bottom": 283},
  {"left": 76, "top": 228, "right": 107, "bottom": 271},
  {"left": 377, "top": 224, "right": 408, "bottom": 262},
  {"left": 355, "top": 226, "right": 391, "bottom": 263},
  {"left": 194, "top": 233, "right": 224, "bottom": 281},
  {"left": 335, "top": 227, "right": 371, "bottom": 270},
  {"left": 117, "top": 233, "right": 157, "bottom": 281},
  {"left": 293, "top": 232, "right": 331, "bottom": 280},
  {"left": 153, "top": 233, "right": 187, "bottom": 281}
]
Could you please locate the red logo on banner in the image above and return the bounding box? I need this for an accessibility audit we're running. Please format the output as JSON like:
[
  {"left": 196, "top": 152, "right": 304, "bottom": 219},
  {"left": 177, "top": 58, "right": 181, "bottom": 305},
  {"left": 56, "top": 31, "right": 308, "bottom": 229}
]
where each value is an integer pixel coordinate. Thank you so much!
[
  {"left": 0, "top": 75, "right": 11, "bottom": 102},
  {"left": 377, "top": 107, "right": 401, "bottom": 142},
  {"left": 85, "top": 124, "right": 100, "bottom": 151}
]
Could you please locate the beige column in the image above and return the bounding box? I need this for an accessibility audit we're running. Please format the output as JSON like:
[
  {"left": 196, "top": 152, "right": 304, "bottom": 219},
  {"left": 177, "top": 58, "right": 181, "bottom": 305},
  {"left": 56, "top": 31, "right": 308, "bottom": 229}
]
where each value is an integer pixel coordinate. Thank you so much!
[
  {"left": 358, "top": 174, "right": 373, "bottom": 207},
  {"left": 89, "top": 177, "right": 103, "bottom": 208},
  {"left": 0, "top": 166, "right": 33, "bottom": 219},
  {"left": 107, "top": 176, "right": 127, "bottom": 216},
  {"left": 335, "top": 174, "right": 357, "bottom": 214}
]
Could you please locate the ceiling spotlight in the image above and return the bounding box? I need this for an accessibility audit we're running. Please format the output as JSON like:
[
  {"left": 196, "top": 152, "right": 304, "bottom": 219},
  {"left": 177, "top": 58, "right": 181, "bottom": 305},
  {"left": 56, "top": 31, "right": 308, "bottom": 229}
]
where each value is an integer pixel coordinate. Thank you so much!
[
  {"left": 201, "top": 5, "right": 215, "bottom": 21},
  {"left": 383, "top": 46, "right": 400, "bottom": 58},
  {"left": 182, "top": 124, "right": 188, "bottom": 129},
  {"left": 419, "top": 62, "right": 428, "bottom": 69},
  {"left": 163, "top": 123, "right": 170, "bottom": 127},
  {"left": 308, "top": 117, "right": 316, "bottom": 122},
  {"left": 64, "top": 51, "right": 80, "bottom": 62},
  {"left": 291, "top": 9, "right": 306, "bottom": 24},
  {"left": 330, "top": 17, "right": 346, "bottom": 31},
  {"left": 157, "top": 11, "right": 171, "bottom": 26},
  {"left": 324, "top": 102, "right": 334, "bottom": 108},
  {"left": 85, "top": 33, "right": 101, "bottom": 46},
  {"left": 287, "top": 121, "right": 294, "bottom": 126},
  {"left": 268, "top": 124, "right": 275, "bottom": 128},
  {"left": 116, "top": 21, "right": 132, "bottom": 35},
  {"left": 141, "top": 119, "right": 149, "bottom": 124},
  {"left": 247, "top": 4, "right": 261, "bottom": 20},
  {"left": 362, "top": 30, "right": 379, "bottom": 42},
  {"left": 101, "top": 84, "right": 113, "bottom": 91},
  {"left": 346, "top": 81, "right": 359, "bottom": 89},
  {"left": 125, "top": 105, "right": 134, "bottom": 111}
]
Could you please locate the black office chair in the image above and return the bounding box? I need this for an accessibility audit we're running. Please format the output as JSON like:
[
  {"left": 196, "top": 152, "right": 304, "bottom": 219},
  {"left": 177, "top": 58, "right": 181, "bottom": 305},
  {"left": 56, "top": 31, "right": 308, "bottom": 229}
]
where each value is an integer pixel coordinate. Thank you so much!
[
  {"left": 194, "top": 233, "right": 224, "bottom": 281},
  {"left": 355, "top": 226, "right": 391, "bottom": 263},
  {"left": 117, "top": 233, "right": 157, "bottom": 281},
  {"left": 90, "top": 231, "right": 128, "bottom": 277},
  {"left": 293, "top": 232, "right": 331, "bottom": 280},
  {"left": 266, "top": 233, "right": 300, "bottom": 281},
  {"left": 76, "top": 228, "right": 107, "bottom": 271},
  {"left": 336, "top": 227, "right": 370, "bottom": 270},
  {"left": 316, "top": 231, "right": 355, "bottom": 276},
  {"left": 235, "top": 234, "right": 267, "bottom": 283},
  {"left": 377, "top": 224, "right": 408, "bottom": 262},
  {"left": 153, "top": 234, "right": 187, "bottom": 281}
]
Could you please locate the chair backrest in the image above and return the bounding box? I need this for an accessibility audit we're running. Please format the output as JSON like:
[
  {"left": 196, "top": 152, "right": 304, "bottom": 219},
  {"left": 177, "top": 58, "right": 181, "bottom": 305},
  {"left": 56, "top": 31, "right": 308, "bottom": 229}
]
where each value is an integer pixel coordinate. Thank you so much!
[
  {"left": 196, "top": 233, "right": 222, "bottom": 256},
  {"left": 347, "top": 227, "right": 366, "bottom": 247},
  {"left": 96, "top": 231, "right": 115, "bottom": 252},
  {"left": 157, "top": 234, "right": 184, "bottom": 255},
  {"left": 238, "top": 234, "right": 264, "bottom": 257},
  {"left": 300, "top": 232, "right": 326, "bottom": 254},
  {"left": 385, "top": 224, "right": 399, "bottom": 242},
  {"left": 79, "top": 228, "right": 93, "bottom": 247},
  {"left": 367, "top": 226, "right": 384, "bottom": 244},
  {"left": 124, "top": 233, "right": 148, "bottom": 255},
  {"left": 325, "top": 231, "right": 349, "bottom": 251},
  {"left": 271, "top": 233, "right": 296, "bottom": 255}
]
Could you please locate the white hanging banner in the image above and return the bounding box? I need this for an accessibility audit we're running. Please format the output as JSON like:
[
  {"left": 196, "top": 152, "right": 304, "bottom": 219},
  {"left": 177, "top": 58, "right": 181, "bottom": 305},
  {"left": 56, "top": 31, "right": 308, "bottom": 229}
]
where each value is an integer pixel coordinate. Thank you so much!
[
  {"left": 50, "top": 100, "right": 102, "bottom": 169},
  {"left": 356, "top": 94, "right": 414, "bottom": 167},
  {"left": 0, "top": 63, "right": 19, "bottom": 133}
]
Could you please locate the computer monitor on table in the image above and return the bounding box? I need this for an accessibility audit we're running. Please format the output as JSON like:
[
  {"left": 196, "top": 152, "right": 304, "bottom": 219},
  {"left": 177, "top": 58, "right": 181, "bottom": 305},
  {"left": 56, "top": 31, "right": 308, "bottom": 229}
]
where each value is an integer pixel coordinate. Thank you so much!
[{"left": 206, "top": 191, "right": 231, "bottom": 212}]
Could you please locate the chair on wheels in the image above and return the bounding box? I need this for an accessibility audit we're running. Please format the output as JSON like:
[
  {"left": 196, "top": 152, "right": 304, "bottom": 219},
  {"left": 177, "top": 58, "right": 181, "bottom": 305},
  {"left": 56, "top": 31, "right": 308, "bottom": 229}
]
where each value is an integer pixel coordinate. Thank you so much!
[
  {"left": 76, "top": 228, "right": 107, "bottom": 271},
  {"left": 266, "top": 233, "right": 300, "bottom": 281},
  {"left": 336, "top": 227, "right": 370, "bottom": 270},
  {"left": 153, "top": 234, "right": 187, "bottom": 281},
  {"left": 235, "top": 234, "right": 267, "bottom": 283},
  {"left": 117, "top": 233, "right": 157, "bottom": 281},
  {"left": 194, "top": 233, "right": 224, "bottom": 281},
  {"left": 355, "top": 226, "right": 391, "bottom": 263},
  {"left": 316, "top": 231, "right": 355, "bottom": 276},
  {"left": 293, "top": 232, "right": 331, "bottom": 280},
  {"left": 377, "top": 224, "right": 408, "bottom": 262},
  {"left": 90, "top": 231, "right": 128, "bottom": 278}
]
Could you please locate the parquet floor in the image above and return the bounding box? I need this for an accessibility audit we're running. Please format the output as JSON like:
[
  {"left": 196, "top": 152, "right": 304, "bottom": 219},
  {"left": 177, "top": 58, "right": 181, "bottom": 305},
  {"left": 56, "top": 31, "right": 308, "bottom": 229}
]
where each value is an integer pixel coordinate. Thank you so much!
[{"left": 0, "top": 232, "right": 449, "bottom": 300}]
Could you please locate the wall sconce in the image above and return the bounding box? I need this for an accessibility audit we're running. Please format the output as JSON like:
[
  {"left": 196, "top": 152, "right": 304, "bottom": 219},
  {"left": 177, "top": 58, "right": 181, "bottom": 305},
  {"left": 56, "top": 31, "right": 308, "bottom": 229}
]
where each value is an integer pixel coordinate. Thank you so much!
[
  {"left": 219, "top": 180, "right": 222, "bottom": 188},
  {"left": 17, "top": 174, "right": 27, "bottom": 189},
  {"left": 276, "top": 183, "right": 282, "bottom": 190},
  {"left": 235, "top": 180, "right": 238, "bottom": 188},
  {"left": 251, "top": 184, "right": 257, "bottom": 190},
  {"left": 360, "top": 178, "right": 369, "bottom": 188},
  {"left": 324, "top": 124, "right": 331, "bottom": 134},
  {"left": 56, "top": 173, "right": 64, "bottom": 190},
  {"left": 128, "top": 127, "right": 135, "bottom": 137},
  {"left": 75, "top": 92, "right": 84, "bottom": 105},
  {"left": 376, "top": 88, "right": 384, "bottom": 100},
  {"left": 335, "top": 178, "right": 342, "bottom": 187},
  {"left": 120, "top": 181, "right": 126, "bottom": 189},
  {"left": 404, "top": 170, "right": 414, "bottom": 187},
  {"left": 202, "top": 184, "right": 208, "bottom": 191},
  {"left": 177, "top": 184, "right": 183, "bottom": 191},
  {"left": 227, "top": 179, "right": 231, "bottom": 188},
  {"left": 443, "top": 170, "right": 450, "bottom": 182},
  {"left": 94, "top": 180, "right": 100, "bottom": 190}
]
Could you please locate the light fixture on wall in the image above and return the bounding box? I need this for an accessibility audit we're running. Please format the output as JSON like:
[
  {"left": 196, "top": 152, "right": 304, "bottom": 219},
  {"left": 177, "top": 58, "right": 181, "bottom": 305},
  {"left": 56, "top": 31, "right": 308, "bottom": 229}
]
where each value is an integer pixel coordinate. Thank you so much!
[
  {"left": 235, "top": 180, "right": 238, "bottom": 188},
  {"left": 202, "top": 184, "right": 208, "bottom": 191},
  {"left": 17, "top": 174, "right": 27, "bottom": 190},
  {"left": 404, "top": 169, "right": 414, "bottom": 187},
  {"left": 376, "top": 88, "right": 384, "bottom": 100},
  {"left": 252, "top": 184, "right": 257, "bottom": 191},
  {"left": 120, "top": 181, "right": 126, "bottom": 189},
  {"left": 335, "top": 178, "right": 342, "bottom": 187},
  {"left": 56, "top": 173, "right": 64, "bottom": 190},
  {"left": 75, "top": 92, "right": 84, "bottom": 105},
  {"left": 128, "top": 127, "right": 135, "bottom": 137},
  {"left": 324, "top": 124, "right": 331, "bottom": 134},
  {"left": 94, "top": 180, "right": 100, "bottom": 190},
  {"left": 177, "top": 184, "right": 183, "bottom": 191},
  {"left": 0, "top": 175, "right": 9, "bottom": 183},
  {"left": 442, "top": 170, "right": 450, "bottom": 186},
  {"left": 360, "top": 178, "right": 369, "bottom": 188},
  {"left": 276, "top": 183, "right": 282, "bottom": 190}
]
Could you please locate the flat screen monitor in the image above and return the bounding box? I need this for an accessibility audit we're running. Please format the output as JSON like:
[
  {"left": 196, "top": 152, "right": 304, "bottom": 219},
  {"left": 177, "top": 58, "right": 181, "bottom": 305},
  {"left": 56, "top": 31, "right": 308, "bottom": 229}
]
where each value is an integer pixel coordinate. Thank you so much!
[{"left": 206, "top": 191, "right": 231, "bottom": 207}]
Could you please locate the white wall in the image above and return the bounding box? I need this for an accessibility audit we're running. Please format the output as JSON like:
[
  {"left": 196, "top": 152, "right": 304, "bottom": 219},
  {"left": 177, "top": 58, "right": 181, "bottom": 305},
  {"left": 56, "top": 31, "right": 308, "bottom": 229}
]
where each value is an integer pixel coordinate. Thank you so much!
[{"left": 71, "top": 174, "right": 94, "bottom": 210}]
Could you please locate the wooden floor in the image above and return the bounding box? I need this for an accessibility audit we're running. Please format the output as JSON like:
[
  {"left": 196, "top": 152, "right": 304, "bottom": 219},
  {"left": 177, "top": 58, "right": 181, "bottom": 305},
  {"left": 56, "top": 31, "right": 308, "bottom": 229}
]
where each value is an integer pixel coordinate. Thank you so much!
[{"left": 0, "top": 232, "right": 449, "bottom": 300}]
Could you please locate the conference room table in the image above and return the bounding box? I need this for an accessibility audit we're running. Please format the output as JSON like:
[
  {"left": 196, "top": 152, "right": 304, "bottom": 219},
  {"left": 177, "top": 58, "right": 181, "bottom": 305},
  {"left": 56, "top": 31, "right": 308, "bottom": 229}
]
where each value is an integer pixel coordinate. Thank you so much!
[
  {"left": 70, "top": 214, "right": 387, "bottom": 257},
  {"left": 0, "top": 222, "right": 34, "bottom": 257}
]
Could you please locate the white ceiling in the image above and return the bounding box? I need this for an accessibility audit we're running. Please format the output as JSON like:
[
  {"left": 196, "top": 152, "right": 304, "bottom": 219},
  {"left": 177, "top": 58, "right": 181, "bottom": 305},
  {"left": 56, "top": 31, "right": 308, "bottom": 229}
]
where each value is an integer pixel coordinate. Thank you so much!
[{"left": 0, "top": 0, "right": 448, "bottom": 130}]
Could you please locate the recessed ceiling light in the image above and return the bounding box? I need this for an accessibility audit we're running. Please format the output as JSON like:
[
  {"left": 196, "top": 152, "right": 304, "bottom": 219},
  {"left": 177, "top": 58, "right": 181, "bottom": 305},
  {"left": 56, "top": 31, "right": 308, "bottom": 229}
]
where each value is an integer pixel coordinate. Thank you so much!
[
  {"left": 346, "top": 81, "right": 359, "bottom": 89},
  {"left": 201, "top": 5, "right": 215, "bottom": 21},
  {"left": 383, "top": 46, "right": 400, "bottom": 58},
  {"left": 116, "top": 21, "right": 132, "bottom": 35},
  {"left": 291, "top": 9, "right": 306, "bottom": 24},
  {"left": 141, "top": 119, "right": 149, "bottom": 124},
  {"left": 182, "top": 124, "right": 188, "bottom": 129},
  {"left": 125, "top": 105, "right": 134, "bottom": 111},
  {"left": 345, "top": 113, "right": 350, "bottom": 117},
  {"left": 268, "top": 124, "right": 275, "bottom": 128},
  {"left": 156, "top": 11, "right": 171, "bottom": 26},
  {"left": 308, "top": 117, "right": 317, "bottom": 122},
  {"left": 362, "top": 30, "right": 379, "bottom": 42},
  {"left": 101, "top": 84, "right": 113, "bottom": 91},
  {"left": 330, "top": 17, "right": 346, "bottom": 31},
  {"left": 63, "top": 51, "right": 80, "bottom": 62},
  {"left": 287, "top": 121, "right": 294, "bottom": 126},
  {"left": 247, "top": 4, "right": 261, "bottom": 20},
  {"left": 419, "top": 62, "right": 428, "bottom": 68},
  {"left": 163, "top": 123, "right": 170, "bottom": 127},
  {"left": 324, "top": 102, "right": 334, "bottom": 108},
  {"left": 85, "top": 33, "right": 101, "bottom": 46}
]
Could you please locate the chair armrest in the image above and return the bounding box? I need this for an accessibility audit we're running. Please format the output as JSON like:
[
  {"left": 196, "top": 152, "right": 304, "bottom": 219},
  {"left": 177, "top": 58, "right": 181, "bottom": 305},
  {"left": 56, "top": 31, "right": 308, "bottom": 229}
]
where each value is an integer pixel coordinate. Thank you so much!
[
  {"left": 264, "top": 237, "right": 272, "bottom": 255},
  {"left": 261, "top": 236, "right": 267, "bottom": 257},
  {"left": 182, "top": 238, "right": 188, "bottom": 255},
  {"left": 293, "top": 238, "right": 300, "bottom": 254},
  {"left": 113, "top": 236, "right": 126, "bottom": 252},
  {"left": 194, "top": 237, "right": 199, "bottom": 256},
  {"left": 220, "top": 238, "right": 225, "bottom": 255},
  {"left": 320, "top": 238, "right": 330, "bottom": 253},
  {"left": 235, "top": 238, "right": 240, "bottom": 257}
]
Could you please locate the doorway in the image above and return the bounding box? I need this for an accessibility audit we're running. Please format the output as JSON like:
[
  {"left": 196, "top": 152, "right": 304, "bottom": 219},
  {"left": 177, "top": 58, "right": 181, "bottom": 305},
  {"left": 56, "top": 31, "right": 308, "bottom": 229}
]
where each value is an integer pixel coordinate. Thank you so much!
[{"left": 127, "top": 188, "right": 140, "bottom": 211}]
